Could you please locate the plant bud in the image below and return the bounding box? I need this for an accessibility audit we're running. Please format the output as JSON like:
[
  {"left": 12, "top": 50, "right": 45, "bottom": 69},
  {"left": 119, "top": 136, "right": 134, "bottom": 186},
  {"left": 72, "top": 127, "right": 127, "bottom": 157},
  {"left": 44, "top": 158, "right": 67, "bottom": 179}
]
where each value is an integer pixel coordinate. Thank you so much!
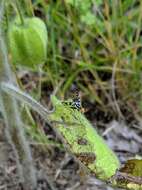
[{"left": 8, "top": 16, "right": 48, "bottom": 68}]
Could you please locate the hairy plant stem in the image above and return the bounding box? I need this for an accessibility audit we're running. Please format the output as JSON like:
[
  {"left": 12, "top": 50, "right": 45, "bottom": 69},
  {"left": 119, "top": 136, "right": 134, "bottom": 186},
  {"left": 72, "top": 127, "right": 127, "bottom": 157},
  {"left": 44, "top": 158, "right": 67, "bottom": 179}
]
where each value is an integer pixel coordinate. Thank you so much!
[{"left": 0, "top": 1, "right": 37, "bottom": 189}]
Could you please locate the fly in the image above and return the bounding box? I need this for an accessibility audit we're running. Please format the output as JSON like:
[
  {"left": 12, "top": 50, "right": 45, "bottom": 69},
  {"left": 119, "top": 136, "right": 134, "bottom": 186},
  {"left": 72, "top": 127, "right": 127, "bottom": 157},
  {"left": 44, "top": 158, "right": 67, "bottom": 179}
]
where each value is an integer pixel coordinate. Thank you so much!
[
  {"left": 62, "top": 90, "right": 83, "bottom": 111},
  {"left": 71, "top": 91, "right": 82, "bottom": 110}
]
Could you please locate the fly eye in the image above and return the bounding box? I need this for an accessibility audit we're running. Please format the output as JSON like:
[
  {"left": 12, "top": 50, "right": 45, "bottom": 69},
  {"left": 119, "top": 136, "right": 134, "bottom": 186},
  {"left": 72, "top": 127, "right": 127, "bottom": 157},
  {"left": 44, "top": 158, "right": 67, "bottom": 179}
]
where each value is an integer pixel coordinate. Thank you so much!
[{"left": 68, "top": 102, "right": 73, "bottom": 106}]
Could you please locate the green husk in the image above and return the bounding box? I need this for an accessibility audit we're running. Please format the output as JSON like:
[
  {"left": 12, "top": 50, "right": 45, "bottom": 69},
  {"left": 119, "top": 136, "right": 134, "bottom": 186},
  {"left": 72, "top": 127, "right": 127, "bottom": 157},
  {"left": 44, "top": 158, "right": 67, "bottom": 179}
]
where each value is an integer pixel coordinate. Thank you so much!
[{"left": 8, "top": 16, "right": 48, "bottom": 68}]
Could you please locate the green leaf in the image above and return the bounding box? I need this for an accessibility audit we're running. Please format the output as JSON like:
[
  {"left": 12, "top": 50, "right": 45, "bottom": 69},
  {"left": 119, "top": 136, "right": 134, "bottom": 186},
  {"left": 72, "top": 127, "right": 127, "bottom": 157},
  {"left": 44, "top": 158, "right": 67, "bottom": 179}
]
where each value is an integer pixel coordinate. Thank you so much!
[{"left": 50, "top": 96, "right": 120, "bottom": 180}]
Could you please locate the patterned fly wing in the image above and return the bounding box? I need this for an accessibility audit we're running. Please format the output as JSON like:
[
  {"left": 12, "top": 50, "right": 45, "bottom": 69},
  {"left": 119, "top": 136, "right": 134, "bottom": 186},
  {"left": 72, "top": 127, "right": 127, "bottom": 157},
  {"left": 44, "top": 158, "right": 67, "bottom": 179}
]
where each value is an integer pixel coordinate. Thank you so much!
[
  {"left": 62, "top": 90, "right": 83, "bottom": 111},
  {"left": 71, "top": 90, "right": 82, "bottom": 110}
]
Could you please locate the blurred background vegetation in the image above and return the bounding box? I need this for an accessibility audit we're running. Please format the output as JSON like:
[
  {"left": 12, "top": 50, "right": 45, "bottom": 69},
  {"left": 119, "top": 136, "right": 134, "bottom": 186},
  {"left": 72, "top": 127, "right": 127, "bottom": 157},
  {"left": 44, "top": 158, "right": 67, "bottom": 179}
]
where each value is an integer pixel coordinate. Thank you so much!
[
  {"left": 4, "top": 0, "right": 142, "bottom": 128},
  {"left": 1, "top": 1, "right": 142, "bottom": 189}
]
